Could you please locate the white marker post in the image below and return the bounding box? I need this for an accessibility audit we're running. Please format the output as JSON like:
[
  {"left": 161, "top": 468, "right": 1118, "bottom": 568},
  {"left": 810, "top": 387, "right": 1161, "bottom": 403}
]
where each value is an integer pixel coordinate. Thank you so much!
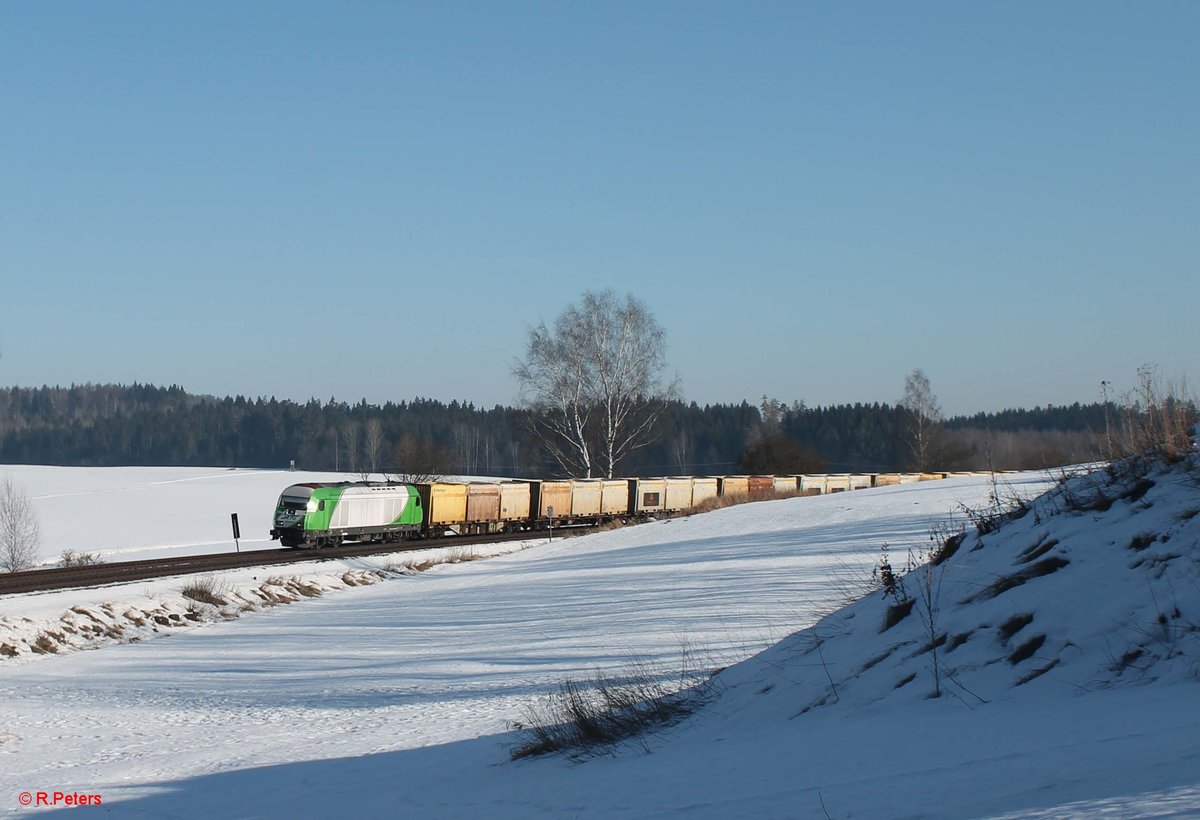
[{"left": 547, "top": 505, "right": 554, "bottom": 543}]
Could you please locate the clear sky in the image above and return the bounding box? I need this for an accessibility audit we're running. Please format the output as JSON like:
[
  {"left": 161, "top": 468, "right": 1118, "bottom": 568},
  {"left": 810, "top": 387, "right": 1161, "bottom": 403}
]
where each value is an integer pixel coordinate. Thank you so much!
[{"left": 2, "top": 2, "right": 1196, "bottom": 416}]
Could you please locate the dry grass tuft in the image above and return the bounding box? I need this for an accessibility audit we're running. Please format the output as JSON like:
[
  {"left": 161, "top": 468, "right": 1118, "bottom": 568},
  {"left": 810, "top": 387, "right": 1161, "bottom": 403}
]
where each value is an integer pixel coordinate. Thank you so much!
[
  {"left": 59, "top": 550, "right": 105, "bottom": 567},
  {"left": 181, "top": 575, "right": 228, "bottom": 606},
  {"left": 30, "top": 632, "right": 60, "bottom": 654},
  {"left": 508, "top": 648, "right": 719, "bottom": 760}
]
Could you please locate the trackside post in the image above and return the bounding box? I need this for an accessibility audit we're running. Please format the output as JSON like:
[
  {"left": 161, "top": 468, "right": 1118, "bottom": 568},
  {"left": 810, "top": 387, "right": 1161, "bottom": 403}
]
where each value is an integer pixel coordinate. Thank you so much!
[{"left": 231, "top": 513, "right": 241, "bottom": 553}]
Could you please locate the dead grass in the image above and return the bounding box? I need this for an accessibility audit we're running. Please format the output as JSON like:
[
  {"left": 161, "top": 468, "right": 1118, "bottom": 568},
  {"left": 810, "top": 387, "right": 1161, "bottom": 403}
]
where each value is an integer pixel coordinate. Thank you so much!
[
  {"left": 181, "top": 576, "right": 228, "bottom": 606},
  {"left": 690, "top": 489, "right": 803, "bottom": 516},
  {"left": 508, "top": 648, "right": 719, "bottom": 760},
  {"left": 394, "top": 546, "right": 486, "bottom": 574},
  {"left": 60, "top": 550, "right": 105, "bottom": 567},
  {"left": 30, "top": 632, "right": 60, "bottom": 654}
]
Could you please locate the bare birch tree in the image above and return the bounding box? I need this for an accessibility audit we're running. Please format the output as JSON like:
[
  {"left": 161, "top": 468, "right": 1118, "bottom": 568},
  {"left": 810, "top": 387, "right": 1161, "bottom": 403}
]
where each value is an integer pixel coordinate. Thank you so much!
[
  {"left": 363, "top": 418, "right": 386, "bottom": 474},
  {"left": 340, "top": 422, "right": 359, "bottom": 475},
  {"left": 900, "top": 368, "right": 943, "bottom": 471},
  {"left": 389, "top": 433, "right": 449, "bottom": 483},
  {"left": 515, "top": 290, "right": 677, "bottom": 478},
  {"left": 0, "top": 476, "right": 40, "bottom": 572}
]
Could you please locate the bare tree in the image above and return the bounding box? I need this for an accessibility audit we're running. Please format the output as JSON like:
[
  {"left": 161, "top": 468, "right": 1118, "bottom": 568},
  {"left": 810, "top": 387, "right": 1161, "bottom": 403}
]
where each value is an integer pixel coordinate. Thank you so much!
[
  {"left": 670, "top": 430, "right": 691, "bottom": 474},
  {"left": 0, "top": 476, "right": 40, "bottom": 572},
  {"left": 515, "top": 290, "right": 677, "bottom": 478},
  {"left": 341, "top": 422, "right": 360, "bottom": 475},
  {"left": 900, "top": 368, "right": 943, "bottom": 471},
  {"left": 363, "top": 418, "right": 386, "bottom": 474},
  {"left": 389, "top": 433, "right": 450, "bottom": 484}
]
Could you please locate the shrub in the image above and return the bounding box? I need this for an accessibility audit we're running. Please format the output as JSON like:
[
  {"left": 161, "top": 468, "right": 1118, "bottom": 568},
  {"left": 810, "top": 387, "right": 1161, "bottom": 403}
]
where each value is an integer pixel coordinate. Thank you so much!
[
  {"left": 181, "top": 575, "right": 227, "bottom": 606},
  {"left": 60, "top": 550, "right": 105, "bottom": 567},
  {"left": 509, "top": 649, "right": 718, "bottom": 760},
  {"left": 1104, "top": 365, "right": 1197, "bottom": 462}
]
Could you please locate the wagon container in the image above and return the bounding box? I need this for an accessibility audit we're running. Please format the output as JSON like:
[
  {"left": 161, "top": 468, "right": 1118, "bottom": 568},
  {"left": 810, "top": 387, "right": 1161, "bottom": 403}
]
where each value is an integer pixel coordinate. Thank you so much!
[
  {"left": 874, "top": 473, "right": 902, "bottom": 486},
  {"left": 773, "top": 476, "right": 798, "bottom": 495},
  {"left": 849, "top": 474, "right": 874, "bottom": 491},
  {"left": 570, "top": 479, "right": 603, "bottom": 519},
  {"left": 691, "top": 477, "right": 719, "bottom": 508},
  {"left": 944, "top": 472, "right": 973, "bottom": 480},
  {"left": 498, "top": 481, "right": 532, "bottom": 521},
  {"left": 919, "top": 472, "right": 946, "bottom": 481},
  {"left": 633, "top": 478, "right": 666, "bottom": 513},
  {"left": 898, "top": 473, "right": 922, "bottom": 484},
  {"left": 539, "top": 480, "right": 572, "bottom": 519},
  {"left": 664, "top": 477, "right": 693, "bottom": 511},
  {"left": 719, "top": 476, "right": 749, "bottom": 498},
  {"left": 748, "top": 476, "right": 774, "bottom": 498},
  {"left": 417, "top": 482, "right": 469, "bottom": 527},
  {"left": 799, "top": 474, "right": 828, "bottom": 495},
  {"left": 465, "top": 482, "right": 501, "bottom": 523},
  {"left": 825, "top": 474, "right": 852, "bottom": 494},
  {"left": 600, "top": 479, "right": 634, "bottom": 516}
]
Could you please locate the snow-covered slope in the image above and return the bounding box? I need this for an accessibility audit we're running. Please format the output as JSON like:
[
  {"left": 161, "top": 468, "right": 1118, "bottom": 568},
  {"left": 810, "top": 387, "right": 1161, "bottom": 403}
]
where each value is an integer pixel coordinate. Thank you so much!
[{"left": 1, "top": 464, "right": 1197, "bottom": 818}]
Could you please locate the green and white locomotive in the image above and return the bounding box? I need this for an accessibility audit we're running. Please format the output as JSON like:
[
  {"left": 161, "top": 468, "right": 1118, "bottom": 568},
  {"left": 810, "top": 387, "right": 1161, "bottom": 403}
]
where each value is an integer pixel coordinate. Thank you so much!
[{"left": 270, "top": 482, "right": 423, "bottom": 548}]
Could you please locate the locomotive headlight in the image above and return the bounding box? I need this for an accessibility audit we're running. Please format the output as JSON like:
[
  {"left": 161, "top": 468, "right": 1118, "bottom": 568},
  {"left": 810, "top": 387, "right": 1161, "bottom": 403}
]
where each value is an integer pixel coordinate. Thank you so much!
[{"left": 306, "top": 500, "right": 317, "bottom": 512}]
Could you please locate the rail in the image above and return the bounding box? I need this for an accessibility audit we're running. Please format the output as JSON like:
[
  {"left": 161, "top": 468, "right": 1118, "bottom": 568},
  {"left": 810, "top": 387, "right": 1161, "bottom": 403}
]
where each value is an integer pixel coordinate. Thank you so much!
[{"left": 0, "top": 528, "right": 583, "bottom": 597}]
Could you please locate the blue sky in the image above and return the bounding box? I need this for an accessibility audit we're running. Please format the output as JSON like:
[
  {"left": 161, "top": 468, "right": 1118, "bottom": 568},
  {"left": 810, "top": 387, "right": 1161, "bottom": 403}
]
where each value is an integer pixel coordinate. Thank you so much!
[{"left": 2, "top": 2, "right": 1196, "bottom": 415}]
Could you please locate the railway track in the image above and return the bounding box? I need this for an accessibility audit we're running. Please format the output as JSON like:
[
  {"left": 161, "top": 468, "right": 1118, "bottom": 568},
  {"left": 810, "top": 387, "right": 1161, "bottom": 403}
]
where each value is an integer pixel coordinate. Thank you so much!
[{"left": 0, "top": 528, "right": 584, "bottom": 597}]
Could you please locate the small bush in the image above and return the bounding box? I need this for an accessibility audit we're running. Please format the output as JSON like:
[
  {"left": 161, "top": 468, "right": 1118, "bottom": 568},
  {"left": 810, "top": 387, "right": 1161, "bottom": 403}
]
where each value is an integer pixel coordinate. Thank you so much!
[
  {"left": 960, "top": 494, "right": 1029, "bottom": 536},
  {"left": 60, "top": 550, "right": 105, "bottom": 567},
  {"left": 181, "top": 576, "right": 227, "bottom": 606},
  {"left": 872, "top": 542, "right": 906, "bottom": 602},
  {"left": 509, "top": 650, "right": 717, "bottom": 760}
]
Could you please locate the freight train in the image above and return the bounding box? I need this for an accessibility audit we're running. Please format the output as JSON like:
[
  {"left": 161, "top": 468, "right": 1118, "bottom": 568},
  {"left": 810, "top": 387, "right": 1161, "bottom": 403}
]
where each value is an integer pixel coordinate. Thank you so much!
[{"left": 269, "top": 471, "right": 966, "bottom": 549}]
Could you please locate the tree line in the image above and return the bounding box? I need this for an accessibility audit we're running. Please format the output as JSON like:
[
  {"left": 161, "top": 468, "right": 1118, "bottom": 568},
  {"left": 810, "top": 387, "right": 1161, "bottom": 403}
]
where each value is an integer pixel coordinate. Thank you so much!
[{"left": 0, "top": 383, "right": 1116, "bottom": 475}]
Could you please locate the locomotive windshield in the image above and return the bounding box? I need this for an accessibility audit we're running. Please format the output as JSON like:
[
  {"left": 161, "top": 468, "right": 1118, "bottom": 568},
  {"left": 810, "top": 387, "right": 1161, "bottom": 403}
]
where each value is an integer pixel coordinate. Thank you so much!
[{"left": 280, "top": 496, "right": 309, "bottom": 513}]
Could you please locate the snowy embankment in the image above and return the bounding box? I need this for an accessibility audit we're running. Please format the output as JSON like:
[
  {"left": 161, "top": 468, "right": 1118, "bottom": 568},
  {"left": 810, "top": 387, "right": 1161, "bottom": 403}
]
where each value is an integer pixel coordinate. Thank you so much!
[
  {"left": 1, "top": 464, "right": 1197, "bottom": 818},
  {"left": 0, "top": 540, "right": 539, "bottom": 660}
]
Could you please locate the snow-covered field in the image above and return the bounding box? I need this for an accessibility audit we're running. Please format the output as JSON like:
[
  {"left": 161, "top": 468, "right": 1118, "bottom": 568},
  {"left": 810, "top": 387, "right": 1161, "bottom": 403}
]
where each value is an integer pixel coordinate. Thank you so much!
[
  {"left": 5, "top": 465, "right": 354, "bottom": 564},
  {"left": 1, "top": 464, "right": 1198, "bottom": 818}
]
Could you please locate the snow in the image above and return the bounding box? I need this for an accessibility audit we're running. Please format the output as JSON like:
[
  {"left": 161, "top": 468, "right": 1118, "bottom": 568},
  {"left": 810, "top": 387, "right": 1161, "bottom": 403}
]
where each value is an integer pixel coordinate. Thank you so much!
[
  {"left": 1, "top": 463, "right": 1198, "bottom": 818},
  {"left": 4, "top": 465, "right": 351, "bottom": 564},
  {"left": 2, "top": 465, "right": 494, "bottom": 565}
]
